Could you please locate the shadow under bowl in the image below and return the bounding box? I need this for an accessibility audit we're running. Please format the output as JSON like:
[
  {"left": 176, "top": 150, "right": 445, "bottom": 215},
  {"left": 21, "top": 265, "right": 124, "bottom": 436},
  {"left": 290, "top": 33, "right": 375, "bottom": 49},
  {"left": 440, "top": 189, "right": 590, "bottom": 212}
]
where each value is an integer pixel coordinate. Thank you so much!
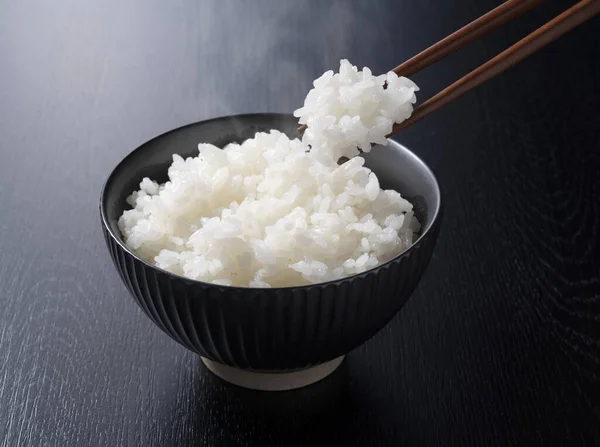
[{"left": 100, "top": 113, "right": 442, "bottom": 384}]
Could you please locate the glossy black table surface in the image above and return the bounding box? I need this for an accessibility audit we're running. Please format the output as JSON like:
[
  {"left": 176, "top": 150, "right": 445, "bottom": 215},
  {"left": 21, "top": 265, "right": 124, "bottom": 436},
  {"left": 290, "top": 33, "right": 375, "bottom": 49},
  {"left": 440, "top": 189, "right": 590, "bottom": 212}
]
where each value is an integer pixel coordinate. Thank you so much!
[{"left": 1, "top": 1, "right": 599, "bottom": 445}]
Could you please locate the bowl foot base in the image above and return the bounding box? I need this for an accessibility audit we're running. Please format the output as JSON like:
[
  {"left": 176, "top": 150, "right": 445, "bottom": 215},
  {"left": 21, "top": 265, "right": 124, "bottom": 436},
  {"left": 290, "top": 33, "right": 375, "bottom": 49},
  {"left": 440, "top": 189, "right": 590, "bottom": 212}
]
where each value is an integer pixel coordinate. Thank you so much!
[{"left": 201, "top": 356, "right": 345, "bottom": 391}]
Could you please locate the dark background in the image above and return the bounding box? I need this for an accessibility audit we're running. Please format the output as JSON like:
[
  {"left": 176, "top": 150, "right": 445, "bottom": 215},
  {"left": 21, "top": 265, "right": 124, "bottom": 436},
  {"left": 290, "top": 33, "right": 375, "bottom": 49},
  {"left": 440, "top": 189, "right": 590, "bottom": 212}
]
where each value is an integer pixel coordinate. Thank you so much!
[{"left": 1, "top": 0, "right": 599, "bottom": 445}]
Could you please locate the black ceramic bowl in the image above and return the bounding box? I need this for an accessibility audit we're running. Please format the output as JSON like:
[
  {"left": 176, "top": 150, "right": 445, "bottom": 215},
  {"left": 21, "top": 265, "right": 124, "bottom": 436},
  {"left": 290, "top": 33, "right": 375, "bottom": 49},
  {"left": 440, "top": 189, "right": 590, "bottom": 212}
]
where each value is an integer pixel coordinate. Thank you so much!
[{"left": 100, "top": 113, "right": 441, "bottom": 388}]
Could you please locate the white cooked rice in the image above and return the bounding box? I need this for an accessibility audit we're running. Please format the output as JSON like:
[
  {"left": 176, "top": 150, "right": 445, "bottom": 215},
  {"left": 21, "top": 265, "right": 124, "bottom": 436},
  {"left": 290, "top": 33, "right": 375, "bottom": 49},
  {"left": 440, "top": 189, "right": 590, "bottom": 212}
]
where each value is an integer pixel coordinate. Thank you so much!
[
  {"left": 119, "top": 60, "right": 420, "bottom": 287},
  {"left": 294, "top": 59, "right": 419, "bottom": 163}
]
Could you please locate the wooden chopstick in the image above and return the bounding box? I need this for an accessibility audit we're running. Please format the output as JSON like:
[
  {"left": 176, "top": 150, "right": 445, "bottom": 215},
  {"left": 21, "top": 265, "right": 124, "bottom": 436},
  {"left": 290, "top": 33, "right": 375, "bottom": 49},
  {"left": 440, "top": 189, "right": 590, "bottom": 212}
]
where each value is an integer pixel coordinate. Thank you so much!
[
  {"left": 392, "top": 0, "right": 547, "bottom": 77},
  {"left": 297, "top": 0, "right": 600, "bottom": 140},
  {"left": 389, "top": 0, "right": 600, "bottom": 136}
]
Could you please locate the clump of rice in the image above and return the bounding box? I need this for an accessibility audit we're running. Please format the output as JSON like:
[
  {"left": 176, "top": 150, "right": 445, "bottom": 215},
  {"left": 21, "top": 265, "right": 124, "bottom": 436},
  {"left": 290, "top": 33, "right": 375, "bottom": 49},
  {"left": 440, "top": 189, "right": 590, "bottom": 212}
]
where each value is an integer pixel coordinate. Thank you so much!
[
  {"left": 119, "top": 60, "right": 420, "bottom": 287},
  {"left": 294, "top": 59, "right": 419, "bottom": 163}
]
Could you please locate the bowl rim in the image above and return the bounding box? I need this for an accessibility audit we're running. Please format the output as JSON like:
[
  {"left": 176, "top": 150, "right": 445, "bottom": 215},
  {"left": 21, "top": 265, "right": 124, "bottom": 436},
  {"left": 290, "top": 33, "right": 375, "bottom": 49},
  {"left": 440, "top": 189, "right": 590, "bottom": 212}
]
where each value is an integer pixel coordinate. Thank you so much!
[{"left": 100, "top": 112, "right": 442, "bottom": 291}]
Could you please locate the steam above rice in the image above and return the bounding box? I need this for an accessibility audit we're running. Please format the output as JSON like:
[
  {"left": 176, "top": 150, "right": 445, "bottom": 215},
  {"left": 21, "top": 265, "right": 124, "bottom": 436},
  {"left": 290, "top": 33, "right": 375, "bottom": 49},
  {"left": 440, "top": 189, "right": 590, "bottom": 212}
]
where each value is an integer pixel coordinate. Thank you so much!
[{"left": 119, "top": 60, "right": 420, "bottom": 287}]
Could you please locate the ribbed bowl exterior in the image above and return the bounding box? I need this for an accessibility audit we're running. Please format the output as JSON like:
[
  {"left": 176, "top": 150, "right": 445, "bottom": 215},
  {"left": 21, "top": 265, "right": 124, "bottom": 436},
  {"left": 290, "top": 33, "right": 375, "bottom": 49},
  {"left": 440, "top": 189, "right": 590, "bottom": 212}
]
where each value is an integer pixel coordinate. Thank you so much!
[
  {"left": 101, "top": 218, "right": 440, "bottom": 371},
  {"left": 100, "top": 113, "right": 442, "bottom": 371}
]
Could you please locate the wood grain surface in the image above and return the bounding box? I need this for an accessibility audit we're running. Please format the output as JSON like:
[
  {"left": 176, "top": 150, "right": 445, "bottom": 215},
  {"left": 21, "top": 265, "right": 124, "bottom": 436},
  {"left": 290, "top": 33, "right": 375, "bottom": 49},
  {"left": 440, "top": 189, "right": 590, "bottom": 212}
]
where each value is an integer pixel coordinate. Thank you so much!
[{"left": 1, "top": 0, "right": 599, "bottom": 445}]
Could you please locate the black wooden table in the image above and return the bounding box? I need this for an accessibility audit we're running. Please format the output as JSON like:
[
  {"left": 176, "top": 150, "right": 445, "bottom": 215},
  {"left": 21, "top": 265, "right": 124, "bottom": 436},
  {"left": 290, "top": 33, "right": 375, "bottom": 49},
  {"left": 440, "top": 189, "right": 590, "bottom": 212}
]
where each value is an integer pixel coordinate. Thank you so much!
[{"left": 1, "top": 1, "right": 599, "bottom": 445}]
